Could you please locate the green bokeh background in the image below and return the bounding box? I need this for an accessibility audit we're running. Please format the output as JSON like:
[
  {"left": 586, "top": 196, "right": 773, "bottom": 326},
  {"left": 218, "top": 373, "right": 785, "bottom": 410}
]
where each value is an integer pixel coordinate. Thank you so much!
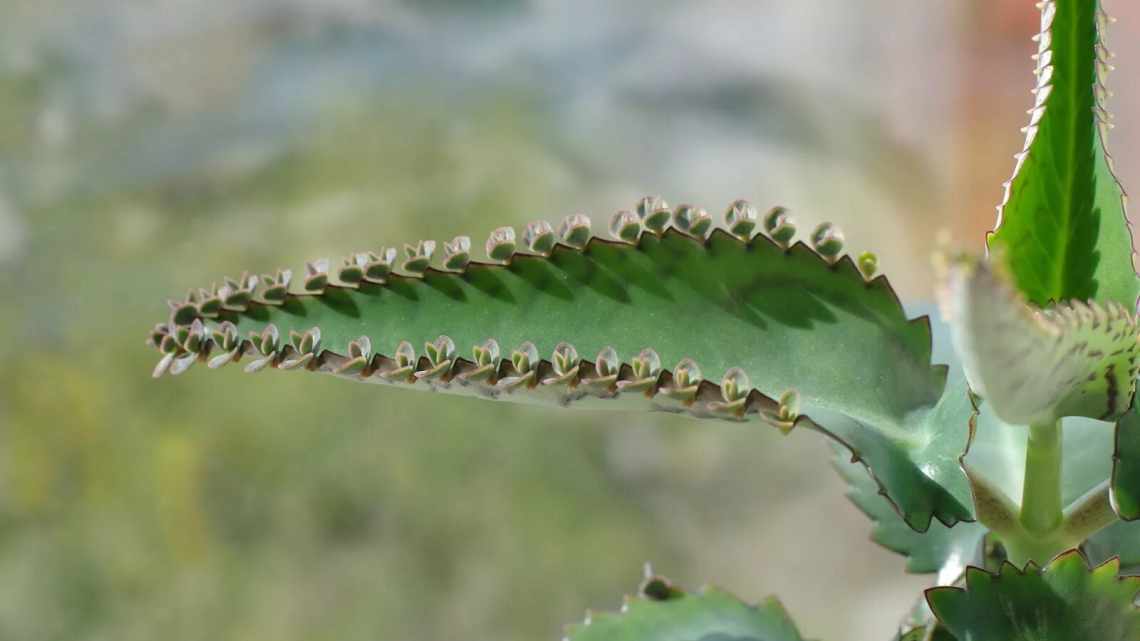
[{"left": 0, "top": 1, "right": 1136, "bottom": 640}]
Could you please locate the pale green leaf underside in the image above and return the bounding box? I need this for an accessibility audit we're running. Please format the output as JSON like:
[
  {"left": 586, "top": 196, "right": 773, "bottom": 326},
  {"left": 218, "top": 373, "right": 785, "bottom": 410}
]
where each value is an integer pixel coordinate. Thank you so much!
[
  {"left": 938, "top": 256, "right": 1138, "bottom": 426},
  {"left": 927, "top": 552, "right": 1140, "bottom": 641},
  {"left": 565, "top": 578, "right": 809, "bottom": 641},
  {"left": 152, "top": 222, "right": 981, "bottom": 529},
  {"left": 967, "top": 403, "right": 1140, "bottom": 568},
  {"left": 988, "top": 0, "right": 1139, "bottom": 310},
  {"left": 832, "top": 308, "right": 1140, "bottom": 572}
]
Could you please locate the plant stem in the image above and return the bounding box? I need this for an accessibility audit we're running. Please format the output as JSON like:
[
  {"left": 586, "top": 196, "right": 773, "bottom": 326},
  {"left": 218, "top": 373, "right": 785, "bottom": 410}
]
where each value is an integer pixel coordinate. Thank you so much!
[{"left": 1020, "top": 419, "right": 1064, "bottom": 534}]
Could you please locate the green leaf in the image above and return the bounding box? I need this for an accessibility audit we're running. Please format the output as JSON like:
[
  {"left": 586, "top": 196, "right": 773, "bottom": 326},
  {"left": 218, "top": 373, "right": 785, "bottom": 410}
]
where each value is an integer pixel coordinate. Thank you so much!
[
  {"left": 987, "top": 0, "right": 1138, "bottom": 309},
  {"left": 1084, "top": 519, "right": 1140, "bottom": 576},
  {"left": 897, "top": 597, "right": 959, "bottom": 641},
  {"left": 938, "top": 255, "right": 1139, "bottom": 425},
  {"left": 1112, "top": 399, "right": 1140, "bottom": 520},
  {"left": 564, "top": 574, "right": 810, "bottom": 641},
  {"left": 150, "top": 211, "right": 978, "bottom": 530},
  {"left": 927, "top": 551, "right": 1140, "bottom": 641},
  {"left": 832, "top": 442, "right": 986, "bottom": 576}
]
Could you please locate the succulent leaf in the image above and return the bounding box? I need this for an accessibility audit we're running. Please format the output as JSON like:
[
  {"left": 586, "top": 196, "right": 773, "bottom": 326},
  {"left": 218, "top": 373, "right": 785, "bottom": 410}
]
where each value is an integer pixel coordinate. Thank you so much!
[
  {"left": 833, "top": 443, "right": 987, "bottom": 576},
  {"left": 150, "top": 207, "right": 971, "bottom": 528},
  {"left": 896, "top": 597, "right": 959, "bottom": 641},
  {"left": 564, "top": 573, "right": 810, "bottom": 641},
  {"left": 1113, "top": 398, "right": 1140, "bottom": 520},
  {"left": 1083, "top": 518, "right": 1140, "bottom": 577},
  {"left": 926, "top": 551, "right": 1140, "bottom": 641},
  {"left": 938, "top": 255, "right": 1139, "bottom": 425},
  {"left": 987, "top": 0, "right": 1138, "bottom": 310}
]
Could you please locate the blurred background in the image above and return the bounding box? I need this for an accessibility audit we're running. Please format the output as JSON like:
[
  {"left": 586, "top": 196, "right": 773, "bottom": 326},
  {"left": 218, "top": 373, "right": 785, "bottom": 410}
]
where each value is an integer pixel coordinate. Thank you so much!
[{"left": 0, "top": 1, "right": 1137, "bottom": 640}]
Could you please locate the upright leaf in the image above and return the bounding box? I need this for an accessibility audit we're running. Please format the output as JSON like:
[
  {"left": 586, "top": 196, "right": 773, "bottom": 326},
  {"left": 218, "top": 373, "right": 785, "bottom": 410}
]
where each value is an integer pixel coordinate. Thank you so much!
[{"left": 987, "top": 0, "right": 1138, "bottom": 309}]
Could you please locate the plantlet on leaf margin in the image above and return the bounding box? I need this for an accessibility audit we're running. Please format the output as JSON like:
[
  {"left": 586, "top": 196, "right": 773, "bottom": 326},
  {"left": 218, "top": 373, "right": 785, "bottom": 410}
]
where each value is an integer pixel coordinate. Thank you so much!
[{"left": 148, "top": 0, "right": 1140, "bottom": 637}]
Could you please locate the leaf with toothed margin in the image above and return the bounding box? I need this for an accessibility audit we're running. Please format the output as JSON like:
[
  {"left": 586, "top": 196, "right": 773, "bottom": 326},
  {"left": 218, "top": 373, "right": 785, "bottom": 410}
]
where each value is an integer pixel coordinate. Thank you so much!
[
  {"left": 833, "top": 305, "right": 1140, "bottom": 557},
  {"left": 150, "top": 210, "right": 966, "bottom": 528},
  {"left": 1084, "top": 519, "right": 1140, "bottom": 577},
  {"left": 938, "top": 255, "right": 1139, "bottom": 426},
  {"left": 927, "top": 551, "right": 1140, "bottom": 641},
  {"left": 831, "top": 442, "right": 987, "bottom": 576},
  {"left": 897, "top": 596, "right": 959, "bottom": 641},
  {"left": 564, "top": 574, "right": 810, "bottom": 641},
  {"left": 1113, "top": 398, "right": 1140, "bottom": 521},
  {"left": 987, "top": 0, "right": 1139, "bottom": 310}
]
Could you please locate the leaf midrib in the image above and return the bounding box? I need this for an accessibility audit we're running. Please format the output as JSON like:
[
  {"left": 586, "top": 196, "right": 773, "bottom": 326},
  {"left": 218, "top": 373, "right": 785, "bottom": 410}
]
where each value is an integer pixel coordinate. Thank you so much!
[{"left": 1052, "top": 0, "right": 1085, "bottom": 301}]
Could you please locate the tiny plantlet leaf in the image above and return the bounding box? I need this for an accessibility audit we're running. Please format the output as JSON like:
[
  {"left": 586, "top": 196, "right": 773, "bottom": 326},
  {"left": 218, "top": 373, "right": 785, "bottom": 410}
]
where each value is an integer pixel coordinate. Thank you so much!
[
  {"left": 926, "top": 551, "right": 1140, "bottom": 641},
  {"left": 563, "top": 573, "right": 809, "bottom": 641},
  {"left": 937, "top": 255, "right": 1139, "bottom": 426},
  {"left": 524, "top": 220, "right": 557, "bottom": 256},
  {"left": 987, "top": 0, "right": 1139, "bottom": 310},
  {"left": 672, "top": 205, "right": 711, "bottom": 240},
  {"left": 763, "top": 206, "right": 795, "bottom": 249}
]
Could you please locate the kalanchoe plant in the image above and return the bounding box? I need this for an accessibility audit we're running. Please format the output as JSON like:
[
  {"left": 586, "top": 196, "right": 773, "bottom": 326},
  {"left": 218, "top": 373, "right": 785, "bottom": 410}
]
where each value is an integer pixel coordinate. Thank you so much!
[{"left": 148, "top": 2, "right": 1140, "bottom": 639}]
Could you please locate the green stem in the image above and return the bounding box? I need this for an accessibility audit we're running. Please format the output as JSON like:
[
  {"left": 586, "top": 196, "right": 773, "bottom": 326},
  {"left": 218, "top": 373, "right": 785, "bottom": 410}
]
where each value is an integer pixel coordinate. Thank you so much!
[{"left": 1020, "top": 420, "right": 1064, "bottom": 534}]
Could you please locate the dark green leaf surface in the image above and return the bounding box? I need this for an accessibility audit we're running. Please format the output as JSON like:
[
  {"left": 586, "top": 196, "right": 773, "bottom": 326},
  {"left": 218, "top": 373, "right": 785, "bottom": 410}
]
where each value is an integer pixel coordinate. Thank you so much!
[
  {"left": 832, "top": 442, "right": 985, "bottom": 575},
  {"left": 928, "top": 552, "right": 1140, "bottom": 641},
  {"left": 1113, "top": 400, "right": 1140, "bottom": 520},
  {"left": 154, "top": 225, "right": 978, "bottom": 530},
  {"left": 987, "top": 0, "right": 1138, "bottom": 309},
  {"left": 565, "top": 577, "right": 809, "bottom": 641}
]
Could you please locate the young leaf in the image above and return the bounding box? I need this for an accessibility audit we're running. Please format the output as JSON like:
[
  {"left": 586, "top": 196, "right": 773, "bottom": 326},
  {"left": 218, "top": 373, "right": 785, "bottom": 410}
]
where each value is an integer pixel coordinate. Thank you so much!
[
  {"left": 564, "top": 573, "right": 810, "bottom": 641},
  {"left": 937, "top": 255, "right": 1139, "bottom": 426},
  {"left": 927, "top": 552, "right": 1140, "bottom": 641},
  {"left": 987, "top": 0, "right": 1139, "bottom": 310},
  {"left": 149, "top": 209, "right": 977, "bottom": 530},
  {"left": 832, "top": 442, "right": 986, "bottom": 576},
  {"left": 1113, "top": 399, "right": 1140, "bottom": 520}
]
